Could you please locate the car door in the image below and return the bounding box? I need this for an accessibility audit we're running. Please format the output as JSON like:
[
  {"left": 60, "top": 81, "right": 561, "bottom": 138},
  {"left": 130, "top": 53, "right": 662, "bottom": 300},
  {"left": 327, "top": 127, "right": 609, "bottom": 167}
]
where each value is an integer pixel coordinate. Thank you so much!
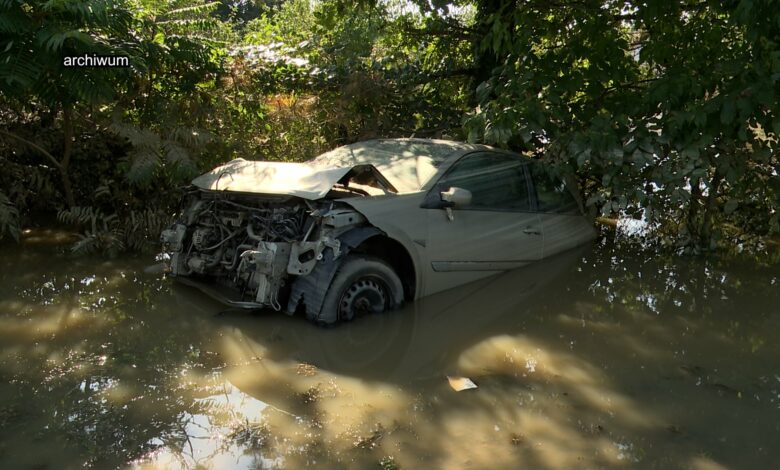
[
  {"left": 527, "top": 161, "right": 595, "bottom": 257},
  {"left": 423, "top": 151, "right": 543, "bottom": 280}
]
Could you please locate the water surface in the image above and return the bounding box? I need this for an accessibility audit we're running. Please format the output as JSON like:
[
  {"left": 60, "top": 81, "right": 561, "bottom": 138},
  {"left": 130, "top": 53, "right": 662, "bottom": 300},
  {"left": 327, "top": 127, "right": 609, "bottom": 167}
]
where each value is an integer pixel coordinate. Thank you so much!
[{"left": 0, "top": 237, "right": 778, "bottom": 469}]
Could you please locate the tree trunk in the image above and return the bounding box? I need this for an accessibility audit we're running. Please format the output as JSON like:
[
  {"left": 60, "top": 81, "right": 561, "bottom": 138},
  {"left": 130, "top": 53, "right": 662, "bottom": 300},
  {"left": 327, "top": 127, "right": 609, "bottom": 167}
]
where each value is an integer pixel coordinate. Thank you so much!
[
  {"left": 688, "top": 175, "right": 702, "bottom": 243},
  {"left": 60, "top": 106, "right": 76, "bottom": 207},
  {"left": 699, "top": 169, "right": 722, "bottom": 249},
  {"left": 0, "top": 106, "right": 76, "bottom": 207}
]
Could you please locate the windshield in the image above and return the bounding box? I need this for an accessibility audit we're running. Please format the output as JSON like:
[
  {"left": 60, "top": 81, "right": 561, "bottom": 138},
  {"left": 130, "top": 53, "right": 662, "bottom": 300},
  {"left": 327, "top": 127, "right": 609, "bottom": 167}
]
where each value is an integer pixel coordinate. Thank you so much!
[{"left": 311, "top": 139, "right": 471, "bottom": 192}]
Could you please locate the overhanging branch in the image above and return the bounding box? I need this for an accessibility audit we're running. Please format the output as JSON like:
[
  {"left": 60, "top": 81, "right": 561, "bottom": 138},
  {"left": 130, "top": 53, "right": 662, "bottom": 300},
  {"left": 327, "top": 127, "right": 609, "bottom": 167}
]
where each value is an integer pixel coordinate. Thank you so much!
[{"left": 0, "top": 128, "right": 62, "bottom": 169}]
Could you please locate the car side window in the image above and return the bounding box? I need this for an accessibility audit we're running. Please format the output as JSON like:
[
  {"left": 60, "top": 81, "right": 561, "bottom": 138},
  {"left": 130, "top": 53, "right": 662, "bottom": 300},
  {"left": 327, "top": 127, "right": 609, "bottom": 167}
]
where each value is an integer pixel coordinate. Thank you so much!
[
  {"left": 529, "top": 162, "right": 580, "bottom": 214},
  {"left": 437, "top": 152, "right": 531, "bottom": 211}
]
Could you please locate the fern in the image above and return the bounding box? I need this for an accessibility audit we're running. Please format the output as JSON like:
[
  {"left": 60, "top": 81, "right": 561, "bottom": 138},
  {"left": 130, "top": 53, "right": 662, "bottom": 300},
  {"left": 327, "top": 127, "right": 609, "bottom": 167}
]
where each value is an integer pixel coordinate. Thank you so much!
[
  {"left": 59, "top": 204, "right": 173, "bottom": 255},
  {"left": 124, "top": 208, "right": 172, "bottom": 252},
  {"left": 62, "top": 67, "right": 118, "bottom": 104},
  {"left": 170, "top": 126, "right": 211, "bottom": 147},
  {"left": 157, "top": 1, "right": 220, "bottom": 35},
  {"left": 162, "top": 140, "right": 198, "bottom": 179},
  {"left": 36, "top": 27, "right": 95, "bottom": 52},
  {"left": 1, "top": 0, "right": 145, "bottom": 107},
  {"left": 0, "top": 4, "right": 31, "bottom": 34},
  {"left": 0, "top": 46, "right": 39, "bottom": 89},
  {"left": 111, "top": 120, "right": 207, "bottom": 186},
  {"left": 93, "top": 183, "right": 112, "bottom": 199},
  {"left": 58, "top": 206, "right": 98, "bottom": 225},
  {"left": 70, "top": 228, "right": 125, "bottom": 257},
  {"left": 125, "top": 147, "right": 161, "bottom": 186},
  {"left": 110, "top": 122, "right": 162, "bottom": 149},
  {"left": 164, "top": 2, "right": 220, "bottom": 18},
  {"left": 70, "top": 233, "right": 100, "bottom": 255}
]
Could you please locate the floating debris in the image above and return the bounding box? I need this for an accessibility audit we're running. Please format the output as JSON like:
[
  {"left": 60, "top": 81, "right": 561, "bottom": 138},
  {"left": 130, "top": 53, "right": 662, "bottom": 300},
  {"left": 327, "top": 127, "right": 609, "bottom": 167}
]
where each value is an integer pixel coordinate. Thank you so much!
[
  {"left": 354, "top": 424, "right": 386, "bottom": 449},
  {"left": 666, "top": 424, "right": 683, "bottom": 435},
  {"left": 509, "top": 432, "right": 526, "bottom": 446},
  {"left": 447, "top": 376, "right": 477, "bottom": 391}
]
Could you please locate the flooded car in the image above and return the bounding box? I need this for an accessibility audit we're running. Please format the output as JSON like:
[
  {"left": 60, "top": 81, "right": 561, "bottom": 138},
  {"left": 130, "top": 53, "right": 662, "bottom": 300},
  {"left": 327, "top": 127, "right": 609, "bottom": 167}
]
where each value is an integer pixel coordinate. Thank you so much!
[{"left": 160, "top": 138, "right": 596, "bottom": 324}]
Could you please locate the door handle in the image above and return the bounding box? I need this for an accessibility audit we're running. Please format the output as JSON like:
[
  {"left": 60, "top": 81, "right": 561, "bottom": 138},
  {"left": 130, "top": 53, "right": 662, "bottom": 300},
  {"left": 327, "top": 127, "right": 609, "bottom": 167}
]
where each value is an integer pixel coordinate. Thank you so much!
[{"left": 523, "top": 227, "right": 541, "bottom": 235}]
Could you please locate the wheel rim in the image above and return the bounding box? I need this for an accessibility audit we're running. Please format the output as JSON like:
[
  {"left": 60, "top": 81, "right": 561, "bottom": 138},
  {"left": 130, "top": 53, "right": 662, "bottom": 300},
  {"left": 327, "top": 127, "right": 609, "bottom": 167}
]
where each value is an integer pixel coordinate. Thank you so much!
[{"left": 338, "top": 278, "right": 387, "bottom": 321}]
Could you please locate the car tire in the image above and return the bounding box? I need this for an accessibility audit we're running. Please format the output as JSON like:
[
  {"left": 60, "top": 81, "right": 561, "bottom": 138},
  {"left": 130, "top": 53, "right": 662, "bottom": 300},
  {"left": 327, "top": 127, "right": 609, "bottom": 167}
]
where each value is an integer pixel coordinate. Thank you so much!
[{"left": 316, "top": 255, "right": 404, "bottom": 326}]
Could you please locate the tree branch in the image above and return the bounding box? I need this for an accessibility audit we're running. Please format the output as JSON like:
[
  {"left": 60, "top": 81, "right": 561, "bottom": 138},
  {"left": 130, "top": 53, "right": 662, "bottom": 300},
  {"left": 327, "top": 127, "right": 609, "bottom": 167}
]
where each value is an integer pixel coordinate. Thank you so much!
[
  {"left": 0, "top": 128, "right": 62, "bottom": 169},
  {"left": 420, "top": 67, "right": 478, "bottom": 81}
]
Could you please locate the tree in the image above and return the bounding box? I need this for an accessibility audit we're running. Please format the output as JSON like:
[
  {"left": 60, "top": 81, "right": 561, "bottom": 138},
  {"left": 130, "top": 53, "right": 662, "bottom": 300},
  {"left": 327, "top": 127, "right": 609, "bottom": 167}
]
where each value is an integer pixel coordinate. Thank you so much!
[
  {"left": 0, "top": 0, "right": 142, "bottom": 207},
  {"left": 2, "top": 0, "right": 777, "bottom": 252},
  {"left": 458, "top": 0, "right": 780, "bottom": 251}
]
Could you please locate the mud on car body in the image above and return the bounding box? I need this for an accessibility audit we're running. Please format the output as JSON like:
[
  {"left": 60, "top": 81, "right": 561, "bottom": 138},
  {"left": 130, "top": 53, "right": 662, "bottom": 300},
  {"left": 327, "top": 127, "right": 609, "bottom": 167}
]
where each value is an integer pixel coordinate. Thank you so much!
[{"left": 160, "top": 139, "right": 597, "bottom": 325}]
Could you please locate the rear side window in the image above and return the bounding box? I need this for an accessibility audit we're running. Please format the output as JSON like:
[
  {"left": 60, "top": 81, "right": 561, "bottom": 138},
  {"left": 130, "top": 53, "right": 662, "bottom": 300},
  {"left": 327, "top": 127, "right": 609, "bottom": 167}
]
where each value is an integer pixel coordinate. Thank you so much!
[
  {"left": 438, "top": 152, "right": 531, "bottom": 211},
  {"left": 529, "top": 163, "right": 580, "bottom": 214}
]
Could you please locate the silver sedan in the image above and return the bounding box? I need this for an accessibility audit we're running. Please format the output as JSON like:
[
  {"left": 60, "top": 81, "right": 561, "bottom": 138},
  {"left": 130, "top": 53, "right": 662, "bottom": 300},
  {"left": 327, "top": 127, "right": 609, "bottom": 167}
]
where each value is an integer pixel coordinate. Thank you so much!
[{"left": 161, "top": 138, "right": 596, "bottom": 325}]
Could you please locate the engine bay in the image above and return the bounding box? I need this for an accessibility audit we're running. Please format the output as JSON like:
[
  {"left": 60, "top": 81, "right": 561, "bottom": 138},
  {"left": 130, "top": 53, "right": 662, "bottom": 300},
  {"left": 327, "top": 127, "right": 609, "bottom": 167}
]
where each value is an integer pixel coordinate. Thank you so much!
[{"left": 161, "top": 189, "right": 366, "bottom": 310}]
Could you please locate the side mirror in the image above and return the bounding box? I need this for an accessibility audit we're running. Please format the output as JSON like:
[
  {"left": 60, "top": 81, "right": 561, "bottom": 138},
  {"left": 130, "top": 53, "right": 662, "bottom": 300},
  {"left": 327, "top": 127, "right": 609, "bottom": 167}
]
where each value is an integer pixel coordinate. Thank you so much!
[{"left": 441, "top": 187, "right": 472, "bottom": 207}]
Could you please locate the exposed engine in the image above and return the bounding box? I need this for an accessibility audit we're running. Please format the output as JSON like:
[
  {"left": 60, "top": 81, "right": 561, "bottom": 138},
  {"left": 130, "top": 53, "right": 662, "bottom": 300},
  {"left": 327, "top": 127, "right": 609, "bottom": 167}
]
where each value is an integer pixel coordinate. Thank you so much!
[{"left": 161, "top": 189, "right": 366, "bottom": 310}]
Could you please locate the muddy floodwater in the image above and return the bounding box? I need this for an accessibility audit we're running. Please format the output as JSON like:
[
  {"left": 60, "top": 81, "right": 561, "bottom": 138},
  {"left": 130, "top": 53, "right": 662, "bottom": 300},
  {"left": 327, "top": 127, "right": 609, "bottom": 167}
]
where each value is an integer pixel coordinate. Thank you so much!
[{"left": 0, "top": 237, "right": 778, "bottom": 469}]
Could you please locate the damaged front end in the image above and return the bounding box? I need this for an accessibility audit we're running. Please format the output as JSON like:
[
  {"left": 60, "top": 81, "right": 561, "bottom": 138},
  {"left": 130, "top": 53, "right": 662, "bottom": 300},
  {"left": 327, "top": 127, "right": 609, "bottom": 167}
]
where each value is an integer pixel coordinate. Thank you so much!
[{"left": 160, "top": 189, "right": 370, "bottom": 311}]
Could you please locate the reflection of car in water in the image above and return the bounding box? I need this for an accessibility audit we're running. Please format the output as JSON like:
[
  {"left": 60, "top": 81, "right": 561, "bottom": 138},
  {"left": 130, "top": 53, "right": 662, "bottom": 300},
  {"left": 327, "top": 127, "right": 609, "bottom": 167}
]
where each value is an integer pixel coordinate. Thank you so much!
[
  {"left": 161, "top": 139, "right": 596, "bottom": 325},
  {"left": 265, "top": 245, "right": 589, "bottom": 383},
  {"left": 174, "top": 245, "right": 589, "bottom": 384}
]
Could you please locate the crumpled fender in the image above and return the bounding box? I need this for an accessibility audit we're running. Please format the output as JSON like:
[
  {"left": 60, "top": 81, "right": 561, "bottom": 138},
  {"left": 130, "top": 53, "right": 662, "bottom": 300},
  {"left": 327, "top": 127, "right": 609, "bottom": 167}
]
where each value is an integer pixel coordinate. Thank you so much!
[{"left": 285, "top": 226, "right": 384, "bottom": 319}]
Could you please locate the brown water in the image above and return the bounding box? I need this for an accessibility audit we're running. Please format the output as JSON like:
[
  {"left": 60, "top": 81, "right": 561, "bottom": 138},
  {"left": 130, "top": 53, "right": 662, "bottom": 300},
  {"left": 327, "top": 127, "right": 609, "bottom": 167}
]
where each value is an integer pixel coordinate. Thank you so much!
[{"left": 0, "top": 236, "right": 778, "bottom": 469}]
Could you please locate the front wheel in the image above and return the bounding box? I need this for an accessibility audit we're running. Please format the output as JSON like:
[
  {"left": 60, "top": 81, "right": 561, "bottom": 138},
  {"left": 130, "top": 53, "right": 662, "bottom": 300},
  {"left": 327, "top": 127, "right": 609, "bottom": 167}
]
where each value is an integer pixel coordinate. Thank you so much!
[{"left": 315, "top": 255, "right": 404, "bottom": 326}]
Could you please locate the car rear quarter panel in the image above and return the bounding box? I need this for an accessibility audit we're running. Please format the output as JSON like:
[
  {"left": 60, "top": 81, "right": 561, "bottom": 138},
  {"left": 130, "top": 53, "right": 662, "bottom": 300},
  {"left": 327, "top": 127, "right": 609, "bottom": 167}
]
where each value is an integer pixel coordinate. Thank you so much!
[{"left": 539, "top": 213, "right": 598, "bottom": 257}]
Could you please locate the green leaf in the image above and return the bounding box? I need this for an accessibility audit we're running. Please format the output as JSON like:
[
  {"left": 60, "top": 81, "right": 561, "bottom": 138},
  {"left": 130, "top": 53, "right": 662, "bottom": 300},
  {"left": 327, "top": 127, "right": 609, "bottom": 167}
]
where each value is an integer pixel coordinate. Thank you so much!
[
  {"left": 720, "top": 99, "right": 735, "bottom": 125},
  {"left": 772, "top": 118, "right": 780, "bottom": 135},
  {"left": 694, "top": 110, "right": 707, "bottom": 128},
  {"left": 576, "top": 148, "right": 591, "bottom": 166},
  {"left": 723, "top": 199, "right": 738, "bottom": 215},
  {"left": 585, "top": 194, "right": 604, "bottom": 206}
]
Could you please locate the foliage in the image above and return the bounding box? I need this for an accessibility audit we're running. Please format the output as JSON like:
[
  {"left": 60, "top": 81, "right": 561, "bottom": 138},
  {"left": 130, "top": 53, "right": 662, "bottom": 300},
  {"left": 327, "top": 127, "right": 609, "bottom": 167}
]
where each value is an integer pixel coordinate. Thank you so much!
[
  {"left": 57, "top": 205, "right": 172, "bottom": 256},
  {"left": 0, "top": 0, "right": 138, "bottom": 104},
  {"left": 239, "top": 0, "right": 474, "bottom": 145},
  {"left": 455, "top": 0, "right": 780, "bottom": 252},
  {"left": 110, "top": 121, "right": 209, "bottom": 185},
  {"left": 1, "top": 0, "right": 778, "bottom": 254},
  {"left": 0, "top": 0, "right": 230, "bottom": 251}
]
